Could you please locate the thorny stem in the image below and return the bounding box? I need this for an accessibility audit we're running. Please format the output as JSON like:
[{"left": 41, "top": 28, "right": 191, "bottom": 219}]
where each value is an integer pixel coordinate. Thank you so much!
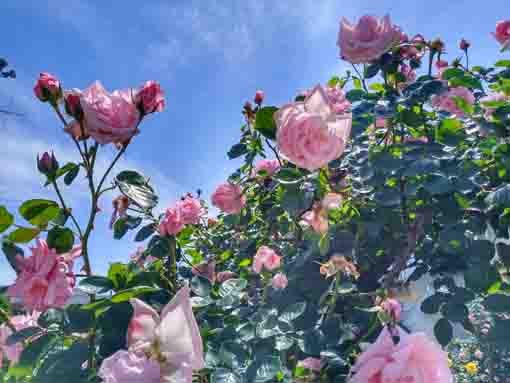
[
  {"left": 351, "top": 64, "right": 368, "bottom": 92},
  {"left": 265, "top": 138, "right": 283, "bottom": 167}
]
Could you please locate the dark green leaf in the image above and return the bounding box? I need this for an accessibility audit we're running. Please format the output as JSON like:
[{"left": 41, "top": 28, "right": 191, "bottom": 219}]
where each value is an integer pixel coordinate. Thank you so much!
[
  {"left": 110, "top": 286, "right": 159, "bottom": 303},
  {"left": 279, "top": 302, "right": 307, "bottom": 323},
  {"left": 255, "top": 106, "right": 278, "bottom": 140},
  {"left": 434, "top": 318, "right": 453, "bottom": 346},
  {"left": 63, "top": 164, "right": 80, "bottom": 185},
  {"left": 247, "top": 356, "right": 281, "bottom": 383},
  {"left": 191, "top": 275, "right": 212, "bottom": 297},
  {"left": 346, "top": 89, "right": 365, "bottom": 102},
  {"left": 483, "top": 294, "right": 510, "bottom": 313},
  {"left": 6, "top": 326, "right": 42, "bottom": 345},
  {"left": 228, "top": 143, "right": 248, "bottom": 159},
  {"left": 115, "top": 170, "right": 158, "bottom": 209},
  {"left": 38, "top": 309, "right": 64, "bottom": 327},
  {"left": 79, "top": 276, "right": 114, "bottom": 294},
  {"left": 420, "top": 293, "right": 445, "bottom": 314},
  {"left": 219, "top": 278, "right": 247, "bottom": 297},
  {"left": 441, "top": 68, "right": 465, "bottom": 80},
  {"left": 403, "top": 159, "right": 439, "bottom": 177},
  {"left": 219, "top": 341, "right": 249, "bottom": 368},
  {"left": 400, "top": 109, "right": 423, "bottom": 127},
  {"left": 211, "top": 369, "right": 243, "bottom": 383},
  {"left": 495, "top": 60, "right": 510, "bottom": 68},
  {"left": 274, "top": 168, "right": 303, "bottom": 184},
  {"left": 0, "top": 205, "right": 14, "bottom": 233},
  {"left": 135, "top": 224, "right": 155, "bottom": 242},
  {"left": 19, "top": 199, "right": 60, "bottom": 227},
  {"left": 442, "top": 302, "right": 468, "bottom": 322},
  {"left": 46, "top": 227, "right": 74, "bottom": 253},
  {"left": 8, "top": 333, "right": 56, "bottom": 378},
  {"left": 1, "top": 240, "right": 23, "bottom": 272},
  {"left": 364, "top": 63, "right": 380, "bottom": 79},
  {"left": 7, "top": 227, "right": 40, "bottom": 243}
]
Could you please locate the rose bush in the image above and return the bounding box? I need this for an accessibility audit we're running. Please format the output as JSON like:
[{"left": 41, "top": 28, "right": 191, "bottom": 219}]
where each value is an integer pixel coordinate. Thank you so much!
[{"left": 1, "top": 12, "right": 510, "bottom": 383}]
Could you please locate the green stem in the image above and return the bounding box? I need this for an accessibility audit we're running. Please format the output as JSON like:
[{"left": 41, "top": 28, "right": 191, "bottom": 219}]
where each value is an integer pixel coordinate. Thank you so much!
[
  {"left": 51, "top": 180, "right": 83, "bottom": 237},
  {"left": 167, "top": 236, "right": 177, "bottom": 293}
]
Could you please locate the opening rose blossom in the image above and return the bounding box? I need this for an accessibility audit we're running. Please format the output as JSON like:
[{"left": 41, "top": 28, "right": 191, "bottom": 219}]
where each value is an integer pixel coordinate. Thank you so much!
[
  {"left": 337, "top": 15, "right": 401, "bottom": 64},
  {"left": 80, "top": 81, "right": 140, "bottom": 145},
  {"left": 349, "top": 327, "right": 453, "bottom": 383},
  {"left": 7, "top": 239, "right": 82, "bottom": 311},
  {"left": 271, "top": 273, "right": 288, "bottom": 290},
  {"left": 431, "top": 87, "right": 475, "bottom": 117},
  {"left": 275, "top": 85, "right": 352, "bottom": 171},
  {"left": 98, "top": 350, "right": 161, "bottom": 383},
  {"left": 380, "top": 298, "right": 402, "bottom": 321},
  {"left": 159, "top": 207, "right": 185, "bottom": 236},
  {"left": 0, "top": 312, "right": 40, "bottom": 368},
  {"left": 211, "top": 182, "right": 246, "bottom": 214},
  {"left": 176, "top": 195, "right": 203, "bottom": 225},
  {"left": 135, "top": 80, "right": 165, "bottom": 115},
  {"left": 252, "top": 159, "right": 280, "bottom": 177},
  {"left": 492, "top": 20, "right": 510, "bottom": 51},
  {"left": 34, "top": 72, "right": 62, "bottom": 103},
  {"left": 253, "top": 246, "right": 281, "bottom": 273}
]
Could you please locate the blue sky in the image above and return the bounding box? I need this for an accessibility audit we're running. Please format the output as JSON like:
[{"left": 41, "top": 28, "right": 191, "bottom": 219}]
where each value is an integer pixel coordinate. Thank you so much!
[{"left": 0, "top": 0, "right": 508, "bottom": 284}]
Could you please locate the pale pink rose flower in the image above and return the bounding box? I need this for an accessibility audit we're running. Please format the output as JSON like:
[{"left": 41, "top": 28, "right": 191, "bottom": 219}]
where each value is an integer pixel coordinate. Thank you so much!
[
  {"left": 376, "top": 117, "right": 387, "bottom": 128},
  {"left": 404, "top": 136, "right": 429, "bottom": 144},
  {"left": 275, "top": 85, "right": 352, "bottom": 171},
  {"left": 492, "top": 20, "right": 510, "bottom": 50},
  {"left": 271, "top": 273, "right": 288, "bottom": 290},
  {"left": 0, "top": 312, "right": 40, "bottom": 367},
  {"left": 431, "top": 87, "right": 475, "bottom": 117},
  {"left": 400, "top": 63, "right": 416, "bottom": 83},
  {"left": 135, "top": 80, "right": 165, "bottom": 115},
  {"left": 337, "top": 15, "right": 401, "bottom": 64},
  {"left": 34, "top": 72, "right": 61, "bottom": 102},
  {"left": 474, "top": 350, "right": 484, "bottom": 360},
  {"left": 349, "top": 327, "right": 453, "bottom": 383},
  {"left": 301, "top": 205, "right": 329, "bottom": 235},
  {"left": 7, "top": 239, "right": 81, "bottom": 311},
  {"left": 325, "top": 85, "right": 351, "bottom": 114},
  {"left": 253, "top": 246, "right": 281, "bottom": 274},
  {"left": 253, "top": 159, "right": 280, "bottom": 177},
  {"left": 254, "top": 90, "right": 265, "bottom": 105},
  {"left": 298, "top": 357, "right": 322, "bottom": 372},
  {"left": 380, "top": 298, "right": 402, "bottom": 321},
  {"left": 216, "top": 271, "right": 237, "bottom": 283},
  {"left": 480, "top": 92, "right": 509, "bottom": 119},
  {"left": 322, "top": 193, "right": 343, "bottom": 210},
  {"left": 191, "top": 261, "right": 216, "bottom": 283},
  {"left": 126, "top": 286, "right": 204, "bottom": 382},
  {"left": 98, "top": 350, "right": 160, "bottom": 383},
  {"left": 176, "top": 196, "right": 203, "bottom": 225},
  {"left": 80, "top": 81, "right": 140, "bottom": 145},
  {"left": 211, "top": 182, "right": 246, "bottom": 215},
  {"left": 159, "top": 207, "right": 185, "bottom": 236}
]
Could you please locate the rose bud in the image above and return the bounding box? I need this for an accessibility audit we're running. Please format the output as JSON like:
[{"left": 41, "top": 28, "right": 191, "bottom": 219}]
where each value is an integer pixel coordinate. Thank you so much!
[
  {"left": 37, "top": 151, "right": 59, "bottom": 176},
  {"left": 430, "top": 38, "right": 444, "bottom": 52},
  {"left": 64, "top": 90, "right": 83, "bottom": 120},
  {"left": 459, "top": 38, "right": 470, "bottom": 51},
  {"left": 34, "top": 72, "right": 62, "bottom": 104},
  {"left": 254, "top": 90, "right": 264, "bottom": 105}
]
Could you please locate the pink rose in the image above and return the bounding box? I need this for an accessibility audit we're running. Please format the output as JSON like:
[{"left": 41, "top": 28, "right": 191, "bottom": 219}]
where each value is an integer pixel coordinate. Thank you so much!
[
  {"left": 127, "top": 285, "right": 204, "bottom": 382},
  {"left": 0, "top": 312, "right": 40, "bottom": 367},
  {"left": 80, "top": 81, "right": 140, "bottom": 145},
  {"left": 159, "top": 207, "right": 184, "bottom": 236},
  {"left": 34, "top": 72, "right": 61, "bottom": 103},
  {"left": 176, "top": 196, "right": 203, "bottom": 225},
  {"left": 253, "top": 159, "right": 280, "bottom": 177},
  {"left": 298, "top": 357, "right": 322, "bottom": 372},
  {"left": 7, "top": 239, "right": 81, "bottom": 311},
  {"left": 337, "top": 15, "right": 401, "bottom": 64},
  {"left": 135, "top": 80, "right": 165, "bottom": 115},
  {"left": 435, "top": 60, "right": 449, "bottom": 78},
  {"left": 349, "top": 327, "right": 453, "bottom": 383},
  {"left": 275, "top": 85, "right": 352, "bottom": 171},
  {"left": 301, "top": 204, "right": 328, "bottom": 235},
  {"left": 98, "top": 350, "right": 160, "bottom": 383},
  {"left": 216, "top": 271, "right": 237, "bottom": 283},
  {"left": 480, "top": 92, "right": 509, "bottom": 119},
  {"left": 191, "top": 261, "right": 216, "bottom": 282},
  {"left": 400, "top": 63, "right": 416, "bottom": 83},
  {"left": 492, "top": 20, "right": 510, "bottom": 50},
  {"left": 254, "top": 90, "right": 265, "bottom": 105},
  {"left": 64, "top": 121, "right": 89, "bottom": 141},
  {"left": 253, "top": 246, "right": 281, "bottom": 273},
  {"left": 380, "top": 298, "right": 402, "bottom": 321},
  {"left": 325, "top": 85, "right": 351, "bottom": 114},
  {"left": 271, "top": 273, "right": 288, "bottom": 290},
  {"left": 474, "top": 350, "right": 484, "bottom": 360},
  {"left": 321, "top": 193, "right": 343, "bottom": 210},
  {"left": 211, "top": 182, "right": 246, "bottom": 215},
  {"left": 431, "top": 87, "right": 475, "bottom": 117}
]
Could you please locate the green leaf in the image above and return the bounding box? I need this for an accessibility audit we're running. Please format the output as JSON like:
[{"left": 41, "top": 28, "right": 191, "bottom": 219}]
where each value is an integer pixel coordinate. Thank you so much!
[
  {"left": 400, "top": 109, "right": 423, "bottom": 127},
  {"left": 64, "top": 305, "right": 94, "bottom": 333},
  {"left": 34, "top": 341, "right": 88, "bottom": 383},
  {"left": 135, "top": 223, "right": 155, "bottom": 242},
  {"left": 219, "top": 341, "right": 249, "bottom": 368},
  {"left": 46, "top": 227, "right": 74, "bottom": 253},
  {"left": 449, "top": 75, "right": 482, "bottom": 90},
  {"left": 441, "top": 68, "right": 465, "bottom": 80},
  {"left": 495, "top": 60, "right": 510, "bottom": 68},
  {"left": 228, "top": 143, "right": 248, "bottom": 159},
  {"left": 255, "top": 106, "right": 279, "bottom": 140},
  {"left": 247, "top": 356, "right": 281, "bottom": 383},
  {"left": 191, "top": 275, "right": 212, "bottom": 297},
  {"left": 442, "top": 302, "right": 468, "bottom": 322},
  {"left": 346, "top": 89, "right": 365, "bottom": 102},
  {"left": 110, "top": 286, "right": 160, "bottom": 303},
  {"left": 211, "top": 369, "right": 243, "bottom": 383},
  {"left": 63, "top": 164, "right": 80, "bottom": 185},
  {"left": 1, "top": 240, "right": 24, "bottom": 272},
  {"left": 19, "top": 199, "right": 60, "bottom": 227},
  {"left": 113, "top": 218, "right": 129, "bottom": 239},
  {"left": 0, "top": 205, "right": 14, "bottom": 233},
  {"left": 219, "top": 278, "right": 247, "bottom": 297},
  {"left": 424, "top": 174, "right": 452, "bottom": 195},
  {"left": 115, "top": 170, "right": 158, "bottom": 210},
  {"left": 452, "top": 96, "right": 474, "bottom": 115},
  {"left": 79, "top": 276, "right": 114, "bottom": 294},
  {"left": 420, "top": 293, "right": 445, "bottom": 314},
  {"left": 5, "top": 326, "right": 42, "bottom": 346},
  {"left": 279, "top": 302, "right": 306, "bottom": 322},
  {"left": 275, "top": 336, "right": 294, "bottom": 351},
  {"left": 8, "top": 333, "right": 56, "bottom": 378},
  {"left": 7, "top": 227, "right": 40, "bottom": 243},
  {"left": 38, "top": 309, "right": 64, "bottom": 327},
  {"left": 486, "top": 184, "right": 510, "bottom": 207},
  {"left": 274, "top": 168, "right": 303, "bottom": 184},
  {"left": 403, "top": 159, "right": 439, "bottom": 177},
  {"left": 364, "top": 62, "right": 380, "bottom": 79},
  {"left": 44, "top": 162, "right": 78, "bottom": 186},
  {"left": 483, "top": 293, "right": 510, "bottom": 313},
  {"left": 434, "top": 318, "right": 453, "bottom": 346},
  {"left": 108, "top": 262, "right": 130, "bottom": 290}
]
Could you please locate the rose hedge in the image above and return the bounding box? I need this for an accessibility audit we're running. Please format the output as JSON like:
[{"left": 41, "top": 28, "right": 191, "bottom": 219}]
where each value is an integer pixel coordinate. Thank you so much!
[{"left": 1, "top": 12, "right": 510, "bottom": 383}]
